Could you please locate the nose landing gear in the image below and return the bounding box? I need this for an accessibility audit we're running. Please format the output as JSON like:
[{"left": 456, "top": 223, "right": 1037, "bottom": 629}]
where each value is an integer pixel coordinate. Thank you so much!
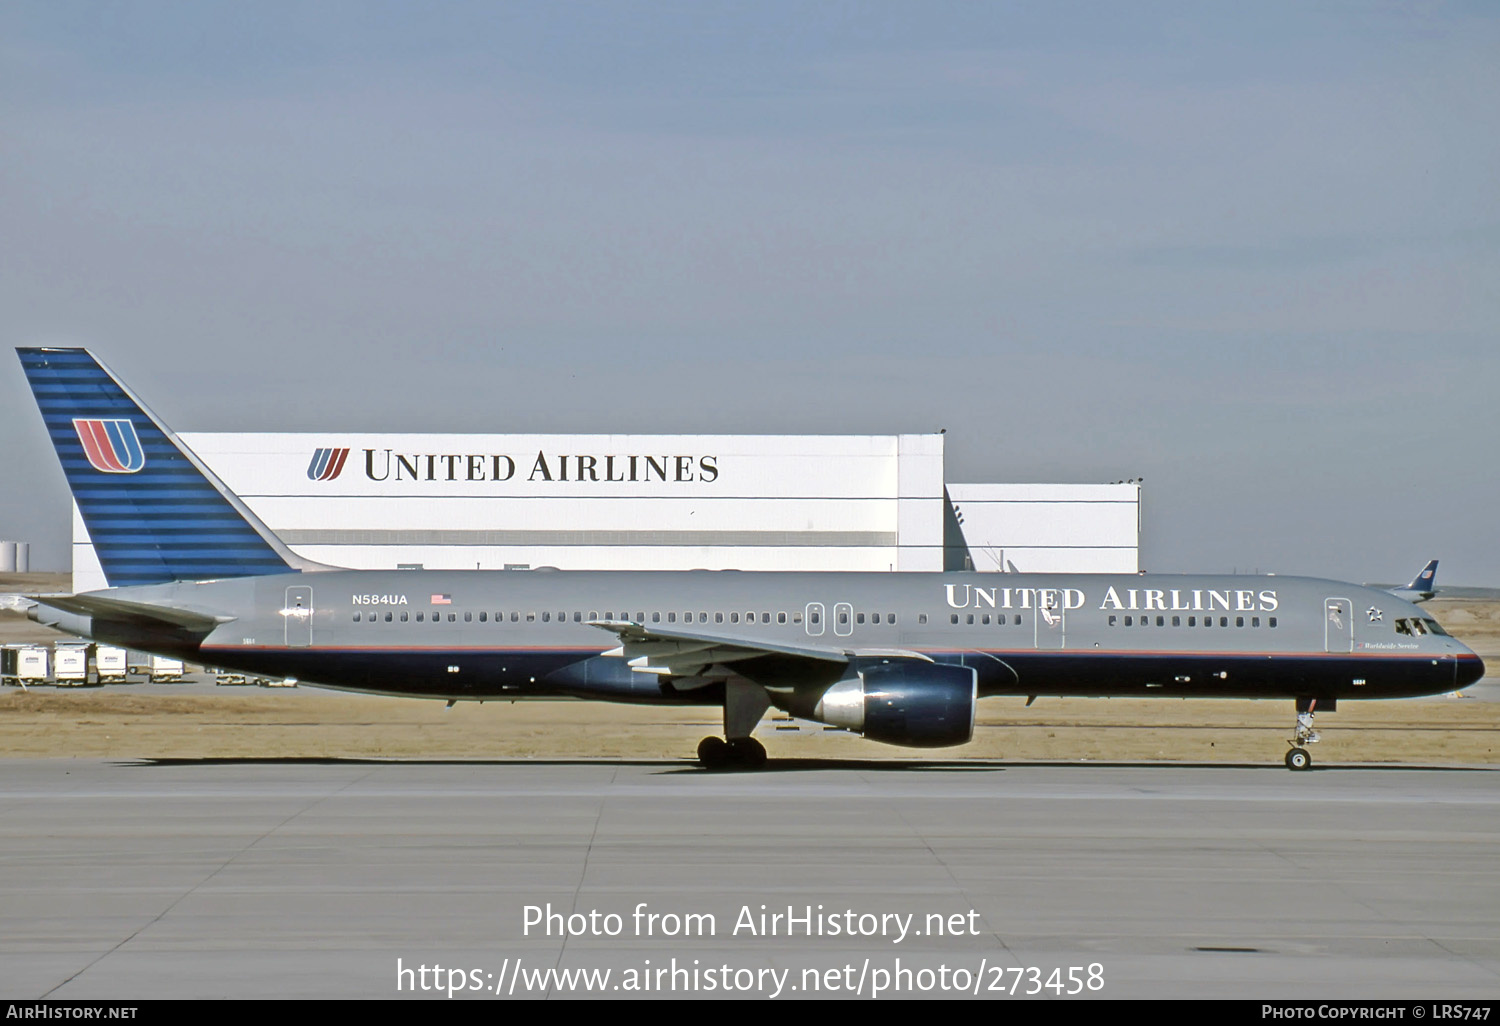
[{"left": 1286, "top": 698, "right": 1324, "bottom": 771}]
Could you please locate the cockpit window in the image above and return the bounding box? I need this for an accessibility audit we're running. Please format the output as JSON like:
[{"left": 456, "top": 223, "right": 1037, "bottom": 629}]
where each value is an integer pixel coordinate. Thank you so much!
[
  {"left": 1423, "top": 619, "right": 1450, "bottom": 637},
  {"left": 1395, "top": 619, "right": 1412, "bottom": 636}
]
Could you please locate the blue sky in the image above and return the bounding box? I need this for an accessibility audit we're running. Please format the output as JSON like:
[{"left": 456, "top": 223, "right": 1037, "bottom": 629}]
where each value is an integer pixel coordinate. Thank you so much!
[{"left": 3, "top": 2, "right": 1497, "bottom": 580}]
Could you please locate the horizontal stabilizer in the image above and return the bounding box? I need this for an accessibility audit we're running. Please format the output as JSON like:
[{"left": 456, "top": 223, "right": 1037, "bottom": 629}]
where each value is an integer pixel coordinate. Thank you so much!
[{"left": 29, "top": 593, "right": 235, "bottom": 634}]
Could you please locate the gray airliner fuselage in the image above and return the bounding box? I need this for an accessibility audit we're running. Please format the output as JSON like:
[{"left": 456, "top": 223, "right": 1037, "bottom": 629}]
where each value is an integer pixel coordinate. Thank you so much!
[{"left": 35, "top": 569, "right": 1478, "bottom": 708}]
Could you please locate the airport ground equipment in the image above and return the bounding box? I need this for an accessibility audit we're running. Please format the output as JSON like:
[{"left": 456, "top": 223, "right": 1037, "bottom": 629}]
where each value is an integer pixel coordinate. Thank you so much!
[
  {"left": 2, "top": 645, "right": 49, "bottom": 687},
  {"left": 95, "top": 645, "right": 129, "bottom": 683},
  {"left": 53, "top": 643, "right": 91, "bottom": 685},
  {"left": 148, "top": 655, "right": 185, "bottom": 683}
]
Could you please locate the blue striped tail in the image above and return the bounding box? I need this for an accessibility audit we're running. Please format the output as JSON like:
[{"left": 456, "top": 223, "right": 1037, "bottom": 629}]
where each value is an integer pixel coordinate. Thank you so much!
[{"left": 18, "top": 348, "right": 301, "bottom": 587}]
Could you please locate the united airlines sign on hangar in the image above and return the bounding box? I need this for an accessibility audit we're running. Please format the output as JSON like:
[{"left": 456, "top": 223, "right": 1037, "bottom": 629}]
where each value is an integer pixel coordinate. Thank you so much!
[
  {"left": 67, "top": 432, "right": 1140, "bottom": 592},
  {"left": 311, "top": 446, "right": 720, "bottom": 485}
]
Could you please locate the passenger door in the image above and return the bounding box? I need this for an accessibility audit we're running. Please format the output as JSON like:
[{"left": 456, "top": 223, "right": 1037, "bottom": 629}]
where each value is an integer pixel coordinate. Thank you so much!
[
  {"left": 284, "top": 586, "right": 313, "bottom": 647},
  {"left": 1324, "top": 597, "right": 1353, "bottom": 653}
]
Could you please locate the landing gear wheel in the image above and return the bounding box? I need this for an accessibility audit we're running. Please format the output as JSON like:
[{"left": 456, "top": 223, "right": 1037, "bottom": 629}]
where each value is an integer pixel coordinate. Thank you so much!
[
  {"left": 697, "top": 736, "right": 730, "bottom": 769},
  {"left": 1285, "top": 747, "right": 1311, "bottom": 771},
  {"left": 728, "top": 737, "right": 767, "bottom": 769},
  {"left": 698, "top": 735, "right": 766, "bottom": 770}
]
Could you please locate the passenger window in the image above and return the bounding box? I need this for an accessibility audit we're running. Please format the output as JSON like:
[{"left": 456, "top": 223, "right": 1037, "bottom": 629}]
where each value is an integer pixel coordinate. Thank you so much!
[
  {"left": 526, "top": 612, "right": 536, "bottom": 622},
  {"left": 448, "top": 613, "right": 456, "bottom": 622},
  {"left": 1124, "top": 616, "right": 1133, "bottom": 626},
  {"left": 700, "top": 612, "right": 708, "bottom": 623},
  {"left": 1156, "top": 616, "right": 1164, "bottom": 627},
  {"left": 401, "top": 612, "right": 409, "bottom": 622},
  {"left": 1251, "top": 617, "right": 1259, "bottom": 627},
  {"left": 1171, "top": 616, "right": 1180, "bottom": 626},
  {"left": 574, "top": 612, "right": 582, "bottom": 623},
  {"left": 951, "top": 614, "right": 959, "bottom": 625},
  {"left": 966, "top": 614, "right": 975, "bottom": 625},
  {"left": 1235, "top": 616, "right": 1244, "bottom": 627},
  {"left": 1108, "top": 615, "right": 1117, "bottom": 626},
  {"left": 465, "top": 612, "right": 473, "bottom": 622},
  {"left": 542, "top": 612, "right": 550, "bottom": 622},
  {"left": 730, "top": 612, "right": 739, "bottom": 624},
  {"left": 918, "top": 614, "right": 928, "bottom": 625},
  {"left": 856, "top": 613, "right": 865, "bottom": 624},
  {"left": 808, "top": 611, "right": 818, "bottom": 624},
  {"left": 478, "top": 612, "right": 486, "bottom": 622},
  {"left": 385, "top": 612, "right": 393, "bottom": 622},
  {"left": 982, "top": 614, "right": 990, "bottom": 625},
  {"left": 511, "top": 612, "right": 519, "bottom": 623},
  {"left": 351, "top": 613, "right": 360, "bottom": 622},
  {"left": 777, "top": 612, "right": 786, "bottom": 624},
  {"left": 1188, "top": 616, "right": 1195, "bottom": 626},
  {"left": 668, "top": 612, "right": 677, "bottom": 623},
  {"left": 762, "top": 613, "right": 771, "bottom": 624},
  {"left": 1269, "top": 617, "right": 1277, "bottom": 628},
  {"left": 416, "top": 613, "right": 425, "bottom": 622},
  {"left": 890, "top": 614, "right": 897, "bottom": 625},
  {"left": 1219, "top": 617, "right": 1228, "bottom": 627},
  {"left": 652, "top": 612, "right": 661, "bottom": 623}
]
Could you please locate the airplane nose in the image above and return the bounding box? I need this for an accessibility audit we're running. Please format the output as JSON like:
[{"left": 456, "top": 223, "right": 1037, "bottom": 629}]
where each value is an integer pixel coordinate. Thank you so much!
[{"left": 1456, "top": 651, "right": 1485, "bottom": 689}]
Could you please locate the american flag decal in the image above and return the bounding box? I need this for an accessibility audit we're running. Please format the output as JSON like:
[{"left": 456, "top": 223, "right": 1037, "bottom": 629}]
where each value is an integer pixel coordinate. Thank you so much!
[
  {"left": 431, "top": 594, "right": 452, "bottom": 605},
  {"left": 73, "top": 419, "right": 146, "bottom": 473}
]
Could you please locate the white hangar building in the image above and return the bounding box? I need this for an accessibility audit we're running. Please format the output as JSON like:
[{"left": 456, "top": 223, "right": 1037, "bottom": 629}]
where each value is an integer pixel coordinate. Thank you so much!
[{"left": 69, "top": 433, "right": 1141, "bottom": 592}]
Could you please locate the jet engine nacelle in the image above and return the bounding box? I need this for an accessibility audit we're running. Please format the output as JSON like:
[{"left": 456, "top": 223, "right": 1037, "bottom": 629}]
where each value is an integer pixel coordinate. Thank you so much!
[{"left": 813, "top": 662, "right": 977, "bottom": 747}]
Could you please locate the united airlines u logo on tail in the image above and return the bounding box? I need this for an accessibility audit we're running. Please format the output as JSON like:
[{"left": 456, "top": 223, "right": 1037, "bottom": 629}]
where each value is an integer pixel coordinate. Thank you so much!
[
  {"left": 308, "top": 447, "right": 350, "bottom": 481},
  {"left": 73, "top": 419, "right": 145, "bottom": 473}
]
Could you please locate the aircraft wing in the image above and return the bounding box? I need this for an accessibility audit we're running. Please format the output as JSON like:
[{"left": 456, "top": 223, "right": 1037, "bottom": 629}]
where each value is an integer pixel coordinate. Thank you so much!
[
  {"left": 587, "top": 620, "right": 932, "bottom": 678},
  {"left": 28, "top": 593, "right": 236, "bottom": 634}
]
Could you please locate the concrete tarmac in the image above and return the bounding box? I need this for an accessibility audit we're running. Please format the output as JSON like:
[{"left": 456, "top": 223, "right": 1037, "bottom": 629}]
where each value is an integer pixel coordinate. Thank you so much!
[{"left": 2, "top": 758, "right": 1498, "bottom": 1000}]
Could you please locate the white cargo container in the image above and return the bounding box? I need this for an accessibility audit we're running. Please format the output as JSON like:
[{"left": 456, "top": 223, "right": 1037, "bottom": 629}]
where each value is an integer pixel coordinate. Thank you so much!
[
  {"left": 53, "top": 644, "right": 91, "bottom": 685},
  {"left": 2, "top": 645, "right": 50, "bottom": 687},
  {"left": 148, "top": 655, "right": 185, "bottom": 683},
  {"left": 95, "top": 646, "right": 130, "bottom": 684}
]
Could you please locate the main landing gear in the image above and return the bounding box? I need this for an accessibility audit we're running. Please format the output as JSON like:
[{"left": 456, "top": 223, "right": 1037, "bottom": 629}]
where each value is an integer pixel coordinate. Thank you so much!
[
  {"left": 697, "top": 735, "right": 767, "bottom": 770},
  {"left": 698, "top": 680, "right": 771, "bottom": 771},
  {"left": 1285, "top": 698, "right": 1323, "bottom": 771}
]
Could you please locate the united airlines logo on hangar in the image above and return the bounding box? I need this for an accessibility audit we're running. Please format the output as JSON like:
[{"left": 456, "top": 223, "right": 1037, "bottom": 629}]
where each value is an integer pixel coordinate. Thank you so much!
[
  {"left": 73, "top": 418, "right": 146, "bottom": 473},
  {"left": 307, "top": 447, "right": 351, "bottom": 481},
  {"left": 303, "top": 447, "right": 720, "bottom": 484}
]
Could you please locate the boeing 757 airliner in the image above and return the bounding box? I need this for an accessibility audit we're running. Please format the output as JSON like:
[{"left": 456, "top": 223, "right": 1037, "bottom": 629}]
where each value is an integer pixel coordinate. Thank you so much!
[{"left": 13, "top": 349, "right": 1484, "bottom": 770}]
